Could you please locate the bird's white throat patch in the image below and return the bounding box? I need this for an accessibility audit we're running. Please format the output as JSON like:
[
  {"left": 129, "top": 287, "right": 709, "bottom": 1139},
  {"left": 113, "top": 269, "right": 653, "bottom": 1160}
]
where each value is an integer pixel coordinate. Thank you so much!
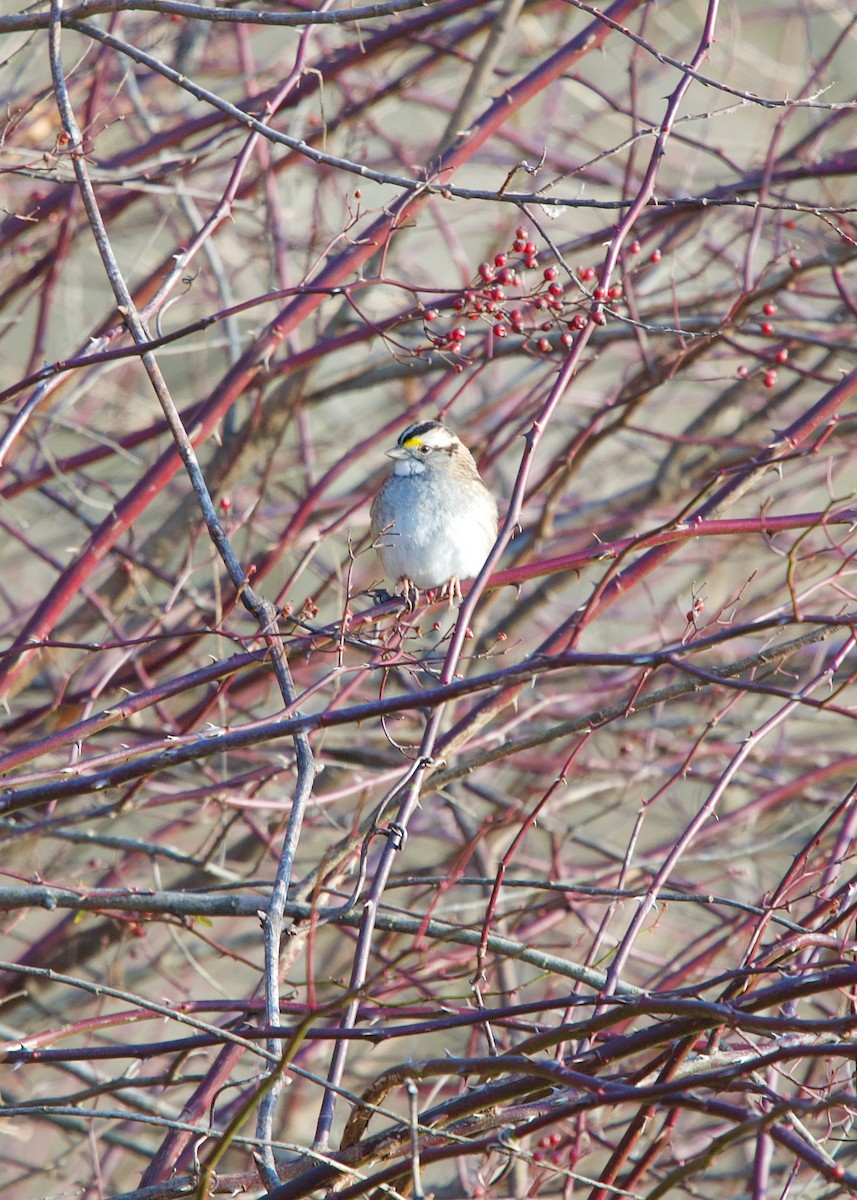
[{"left": 392, "top": 458, "right": 427, "bottom": 476}]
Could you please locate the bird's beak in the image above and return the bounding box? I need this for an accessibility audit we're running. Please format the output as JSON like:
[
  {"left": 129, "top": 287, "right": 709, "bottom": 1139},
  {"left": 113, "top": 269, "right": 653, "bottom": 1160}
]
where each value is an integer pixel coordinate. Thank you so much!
[{"left": 385, "top": 446, "right": 409, "bottom": 460}]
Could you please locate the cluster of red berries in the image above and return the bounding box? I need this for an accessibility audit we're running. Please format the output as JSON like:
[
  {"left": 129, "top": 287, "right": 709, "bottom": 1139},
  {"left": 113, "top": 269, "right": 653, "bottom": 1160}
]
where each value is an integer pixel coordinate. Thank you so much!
[
  {"left": 418, "top": 231, "right": 661, "bottom": 363},
  {"left": 532, "top": 1128, "right": 567, "bottom": 1166},
  {"left": 421, "top": 226, "right": 591, "bottom": 358},
  {"left": 736, "top": 299, "right": 790, "bottom": 388}
]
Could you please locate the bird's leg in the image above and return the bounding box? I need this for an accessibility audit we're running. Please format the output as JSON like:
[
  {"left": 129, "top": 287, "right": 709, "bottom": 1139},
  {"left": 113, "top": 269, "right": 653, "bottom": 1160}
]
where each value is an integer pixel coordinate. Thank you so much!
[
  {"left": 399, "top": 578, "right": 420, "bottom": 610},
  {"left": 443, "top": 577, "right": 463, "bottom": 607}
]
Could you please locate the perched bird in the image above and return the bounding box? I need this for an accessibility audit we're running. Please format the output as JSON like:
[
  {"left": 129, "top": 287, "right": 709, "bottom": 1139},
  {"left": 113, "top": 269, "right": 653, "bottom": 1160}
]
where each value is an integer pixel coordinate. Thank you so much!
[{"left": 370, "top": 420, "right": 498, "bottom": 605}]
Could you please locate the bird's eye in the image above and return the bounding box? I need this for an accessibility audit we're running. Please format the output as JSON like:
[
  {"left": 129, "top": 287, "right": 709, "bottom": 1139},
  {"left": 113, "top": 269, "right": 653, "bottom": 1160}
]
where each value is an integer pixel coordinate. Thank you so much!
[{"left": 418, "top": 444, "right": 430, "bottom": 455}]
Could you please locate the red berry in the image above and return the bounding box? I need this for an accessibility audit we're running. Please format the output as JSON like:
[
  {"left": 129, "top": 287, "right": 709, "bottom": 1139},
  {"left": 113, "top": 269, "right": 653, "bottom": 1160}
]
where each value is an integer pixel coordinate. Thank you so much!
[
  {"left": 608, "top": 284, "right": 623, "bottom": 299},
  {"left": 543, "top": 266, "right": 558, "bottom": 281},
  {"left": 453, "top": 297, "right": 465, "bottom": 311},
  {"left": 450, "top": 326, "right": 466, "bottom": 341},
  {"left": 761, "top": 321, "right": 773, "bottom": 335},
  {"left": 593, "top": 286, "right": 606, "bottom": 301},
  {"left": 478, "top": 262, "right": 494, "bottom": 281},
  {"left": 763, "top": 369, "right": 777, "bottom": 388},
  {"left": 524, "top": 241, "right": 536, "bottom": 255},
  {"left": 579, "top": 266, "right": 595, "bottom": 282},
  {"left": 570, "top": 314, "right": 586, "bottom": 330},
  {"left": 737, "top": 365, "right": 749, "bottom": 378},
  {"left": 516, "top": 226, "right": 528, "bottom": 240},
  {"left": 541, "top": 321, "right": 552, "bottom": 332},
  {"left": 538, "top": 337, "right": 551, "bottom": 352},
  {"left": 512, "top": 239, "right": 526, "bottom": 252},
  {"left": 548, "top": 282, "right": 562, "bottom": 297},
  {"left": 494, "top": 324, "right": 507, "bottom": 338},
  {"left": 776, "top": 348, "right": 788, "bottom": 363},
  {"left": 561, "top": 331, "right": 573, "bottom": 346},
  {"left": 494, "top": 253, "right": 507, "bottom": 267},
  {"left": 763, "top": 301, "right": 776, "bottom": 316},
  {"left": 789, "top": 255, "right": 802, "bottom": 269},
  {"left": 629, "top": 240, "right": 641, "bottom": 254},
  {"left": 497, "top": 266, "right": 514, "bottom": 285},
  {"left": 524, "top": 255, "right": 538, "bottom": 269},
  {"left": 424, "top": 309, "right": 439, "bottom": 322},
  {"left": 220, "top": 495, "right": 231, "bottom": 512},
  {"left": 650, "top": 248, "right": 662, "bottom": 263}
]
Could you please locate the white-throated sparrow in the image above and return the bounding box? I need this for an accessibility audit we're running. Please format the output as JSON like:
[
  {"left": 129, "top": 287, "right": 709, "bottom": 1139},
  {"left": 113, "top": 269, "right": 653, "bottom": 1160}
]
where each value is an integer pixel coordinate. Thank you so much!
[{"left": 370, "top": 420, "right": 498, "bottom": 604}]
